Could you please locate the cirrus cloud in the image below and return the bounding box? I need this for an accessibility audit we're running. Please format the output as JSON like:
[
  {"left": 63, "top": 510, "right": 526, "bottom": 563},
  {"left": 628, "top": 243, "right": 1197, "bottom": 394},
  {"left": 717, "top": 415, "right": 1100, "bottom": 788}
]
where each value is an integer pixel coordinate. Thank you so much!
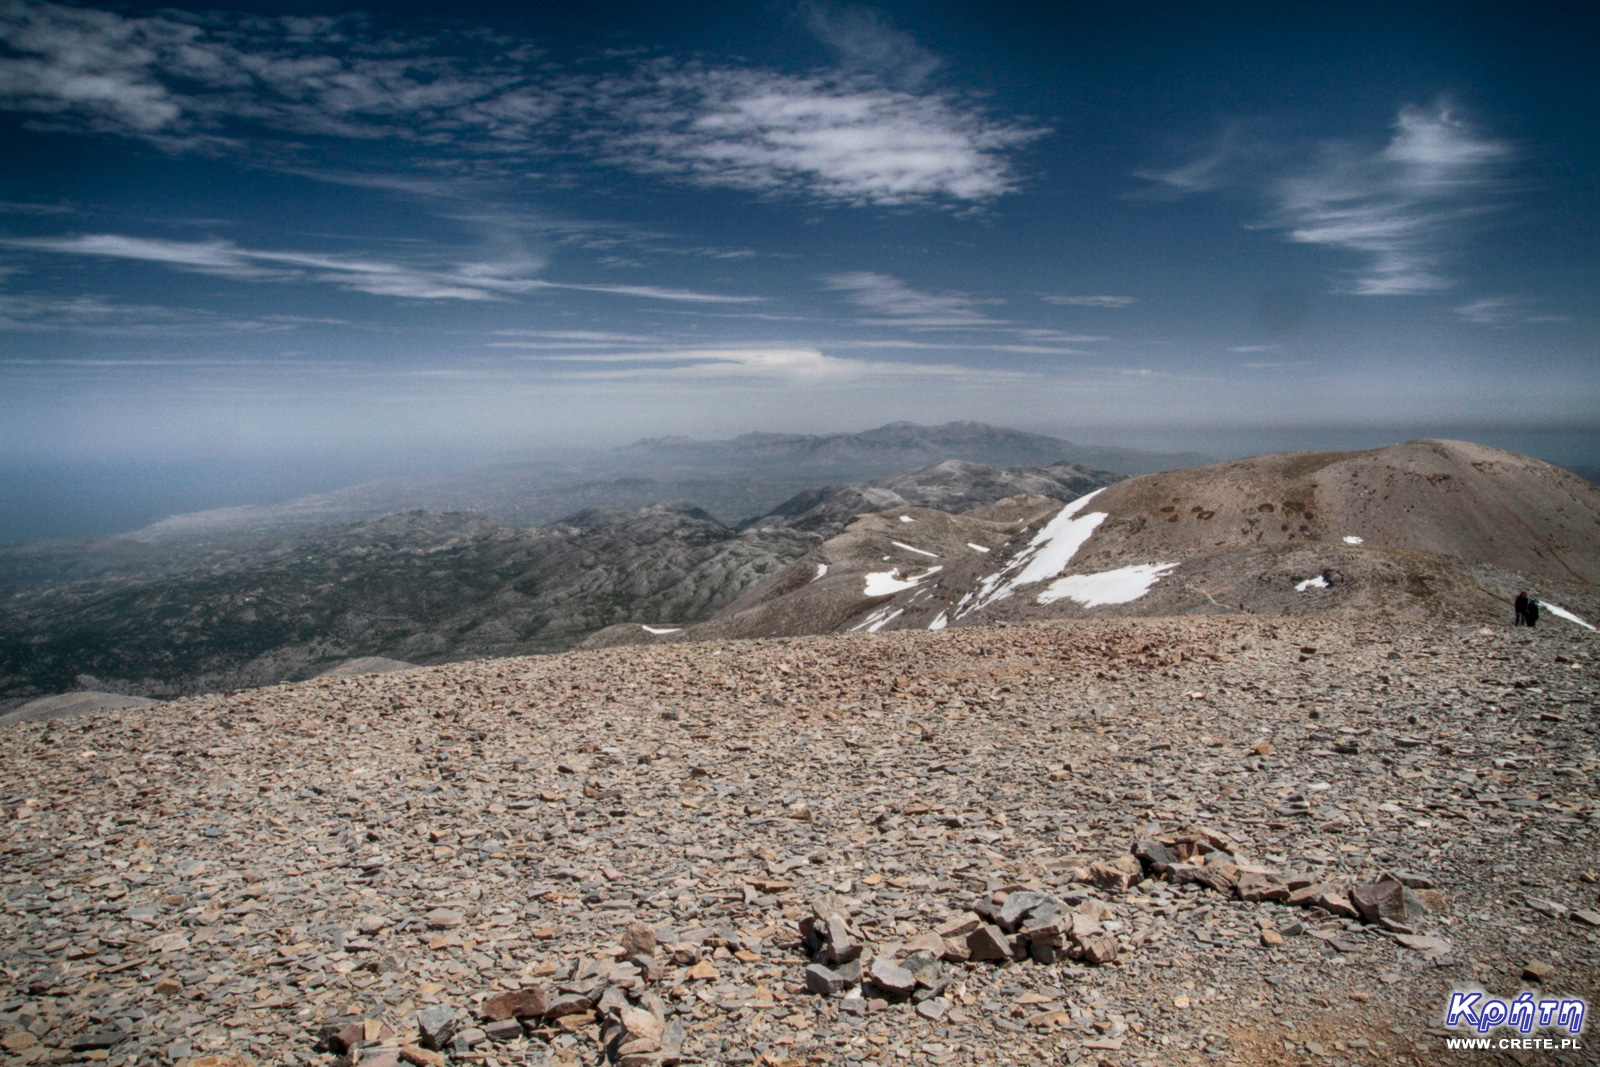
[{"left": 0, "top": 1, "right": 1041, "bottom": 209}]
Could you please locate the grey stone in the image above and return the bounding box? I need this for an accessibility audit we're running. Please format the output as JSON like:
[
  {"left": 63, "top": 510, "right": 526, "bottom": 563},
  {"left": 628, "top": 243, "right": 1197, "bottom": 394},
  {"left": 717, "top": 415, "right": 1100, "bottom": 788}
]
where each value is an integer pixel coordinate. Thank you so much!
[
  {"left": 417, "top": 1005, "right": 458, "bottom": 1051},
  {"left": 804, "top": 963, "right": 848, "bottom": 996}
]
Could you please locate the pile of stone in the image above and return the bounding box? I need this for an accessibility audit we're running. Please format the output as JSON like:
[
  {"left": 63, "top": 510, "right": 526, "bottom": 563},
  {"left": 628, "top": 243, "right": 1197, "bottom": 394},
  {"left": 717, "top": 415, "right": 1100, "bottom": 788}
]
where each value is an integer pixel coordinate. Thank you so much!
[
  {"left": 317, "top": 924, "right": 682, "bottom": 1067},
  {"left": 1121, "top": 829, "right": 1446, "bottom": 940},
  {"left": 800, "top": 888, "right": 1126, "bottom": 1014}
]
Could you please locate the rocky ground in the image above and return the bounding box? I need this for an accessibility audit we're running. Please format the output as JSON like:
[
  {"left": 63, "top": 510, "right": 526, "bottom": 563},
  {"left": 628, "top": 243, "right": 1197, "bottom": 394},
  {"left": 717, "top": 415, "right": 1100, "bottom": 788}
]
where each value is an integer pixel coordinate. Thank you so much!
[{"left": 2, "top": 616, "right": 1596, "bottom": 1067}]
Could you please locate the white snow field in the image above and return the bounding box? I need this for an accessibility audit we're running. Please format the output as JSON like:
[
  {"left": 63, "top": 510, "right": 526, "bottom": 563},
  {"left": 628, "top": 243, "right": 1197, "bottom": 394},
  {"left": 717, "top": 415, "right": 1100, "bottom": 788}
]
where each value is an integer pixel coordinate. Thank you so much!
[
  {"left": 863, "top": 566, "right": 942, "bottom": 597},
  {"left": 1037, "top": 562, "right": 1180, "bottom": 607},
  {"left": 955, "top": 489, "right": 1107, "bottom": 617}
]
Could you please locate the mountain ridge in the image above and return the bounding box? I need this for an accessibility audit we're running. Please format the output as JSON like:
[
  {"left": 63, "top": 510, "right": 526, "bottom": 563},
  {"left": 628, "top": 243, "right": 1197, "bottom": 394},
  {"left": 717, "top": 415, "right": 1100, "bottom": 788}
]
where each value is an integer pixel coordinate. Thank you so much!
[
  {"left": 120, "top": 422, "right": 1204, "bottom": 542},
  {"left": 585, "top": 439, "right": 1600, "bottom": 649}
]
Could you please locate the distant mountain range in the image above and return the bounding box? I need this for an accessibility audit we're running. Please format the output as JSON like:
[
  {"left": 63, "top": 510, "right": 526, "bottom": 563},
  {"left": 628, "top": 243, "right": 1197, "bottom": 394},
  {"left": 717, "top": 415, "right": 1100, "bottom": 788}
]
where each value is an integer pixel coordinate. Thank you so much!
[
  {"left": 0, "top": 455, "right": 1124, "bottom": 705},
  {"left": 587, "top": 439, "right": 1600, "bottom": 649},
  {"left": 124, "top": 421, "right": 1208, "bottom": 541}
]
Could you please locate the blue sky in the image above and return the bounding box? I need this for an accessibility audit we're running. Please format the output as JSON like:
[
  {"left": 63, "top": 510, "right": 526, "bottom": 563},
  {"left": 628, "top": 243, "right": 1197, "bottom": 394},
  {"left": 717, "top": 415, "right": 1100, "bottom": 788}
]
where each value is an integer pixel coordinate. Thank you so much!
[{"left": 1, "top": 0, "right": 1596, "bottom": 535}]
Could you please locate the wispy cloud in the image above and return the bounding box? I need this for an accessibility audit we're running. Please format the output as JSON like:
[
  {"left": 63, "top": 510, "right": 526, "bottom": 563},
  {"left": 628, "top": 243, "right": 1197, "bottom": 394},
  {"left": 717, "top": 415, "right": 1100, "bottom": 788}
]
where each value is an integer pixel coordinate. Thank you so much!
[
  {"left": 1, "top": 234, "right": 759, "bottom": 303},
  {"left": 1041, "top": 294, "right": 1136, "bottom": 308},
  {"left": 1453, "top": 296, "right": 1569, "bottom": 328},
  {"left": 825, "top": 338, "right": 1093, "bottom": 356},
  {"left": 0, "top": 2, "right": 1041, "bottom": 209},
  {"left": 0, "top": 290, "right": 346, "bottom": 333},
  {"left": 516, "top": 345, "right": 998, "bottom": 382},
  {"left": 802, "top": 3, "right": 943, "bottom": 87},
  {"left": 1139, "top": 103, "right": 1512, "bottom": 295},
  {"left": 823, "top": 271, "right": 998, "bottom": 327},
  {"left": 593, "top": 62, "right": 1043, "bottom": 207}
]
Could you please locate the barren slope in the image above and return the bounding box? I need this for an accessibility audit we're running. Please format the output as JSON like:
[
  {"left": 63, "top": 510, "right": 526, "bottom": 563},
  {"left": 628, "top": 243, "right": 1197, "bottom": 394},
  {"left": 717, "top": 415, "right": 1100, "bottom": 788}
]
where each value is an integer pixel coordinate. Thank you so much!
[
  {"left": 1, "top": 617, "right": 1595, "bottom": 1067},
  {"left": 604, "top": 440, "right": 1600, "bottom": 647}
]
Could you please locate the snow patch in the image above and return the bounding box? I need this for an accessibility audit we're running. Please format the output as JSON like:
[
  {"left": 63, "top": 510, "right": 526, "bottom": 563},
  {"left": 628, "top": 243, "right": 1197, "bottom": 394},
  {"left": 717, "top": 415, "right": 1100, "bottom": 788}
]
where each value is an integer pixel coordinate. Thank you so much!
[
  {"left": 866, "top": 609, "right": 903, "bottom": 633},
  {"left": 812, "top": 563, "right": 828, "bottom": 581},
  {"left": 928, "top": 612, "right": 949, "bottom": 630},
  {"left": 966, "top": 543, "right": 991, "bottom": 553},
  {"left": 850, "top": 605, "right": 904, "bottom": 632},
  {"left": 958, "top": 488, "right": 1107, "bottom": 617},
  {"left": 899, "top": 515, "right": 915, "bottom": 523},
  {"left": 863, "top": 566, "right": 942, "bottom": 597},
  {"left": 891, "top": 540, "right": 939, "bottom": 558},
  {"left": 1037, "top": 562, "right": 1178, "bottom": 607},
  {"left": 1343, "top": 535, "right": 1364, "bottom": 545},
  {"left": 1541, "top": 602, "right": 1596, "bottom": 631},
  {"left": 1295, "top": 575, "right": 1329, "bottom": 591},
  {"left": 640, "top": 625, "right": 680, "bottom": 635}
]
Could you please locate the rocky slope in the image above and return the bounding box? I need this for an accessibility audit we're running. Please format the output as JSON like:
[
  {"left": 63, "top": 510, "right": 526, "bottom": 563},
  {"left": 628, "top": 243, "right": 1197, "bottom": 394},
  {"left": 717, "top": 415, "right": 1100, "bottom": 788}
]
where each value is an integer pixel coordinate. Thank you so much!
[
  {"left": 596, "top": 440, "right": 1600, "bottom": 648},
  {"left": 752, "top": 459, "right": 1115, "bottom": 534},
  {"left": 1, "top": 460, "right": 1121, "bottom": 706},
  {"left": 0, "top": 508, "right": 813, "bottom": 704},
  {"left": 1, "top": 616, "right": 1595, "bottom": 1067}
]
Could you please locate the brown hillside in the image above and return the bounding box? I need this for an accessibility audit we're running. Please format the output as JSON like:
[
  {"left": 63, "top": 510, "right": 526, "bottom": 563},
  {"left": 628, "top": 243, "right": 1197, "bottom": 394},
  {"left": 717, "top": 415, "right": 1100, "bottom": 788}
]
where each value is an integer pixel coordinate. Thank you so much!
[{"left": 1073, "top": 439, "right": 1600, "bottom": 584}]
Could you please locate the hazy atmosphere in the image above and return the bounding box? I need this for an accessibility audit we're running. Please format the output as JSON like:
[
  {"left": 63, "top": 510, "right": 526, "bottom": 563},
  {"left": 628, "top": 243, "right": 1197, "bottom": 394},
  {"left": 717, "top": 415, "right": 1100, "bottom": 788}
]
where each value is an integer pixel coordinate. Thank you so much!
[{"left": 2, "top": 0, "right": 1596, "bottom": 539}]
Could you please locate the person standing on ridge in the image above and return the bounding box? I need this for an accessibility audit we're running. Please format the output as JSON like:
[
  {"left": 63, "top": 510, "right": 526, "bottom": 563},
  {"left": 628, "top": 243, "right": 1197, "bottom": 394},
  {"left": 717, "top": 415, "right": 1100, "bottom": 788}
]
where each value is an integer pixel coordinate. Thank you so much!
[
  {"left": 1526, "top": 597, "right": 1540, "bottom": 628},
  {"left": 1515, "top": 591, "right": 1531, "bottom": 626}
]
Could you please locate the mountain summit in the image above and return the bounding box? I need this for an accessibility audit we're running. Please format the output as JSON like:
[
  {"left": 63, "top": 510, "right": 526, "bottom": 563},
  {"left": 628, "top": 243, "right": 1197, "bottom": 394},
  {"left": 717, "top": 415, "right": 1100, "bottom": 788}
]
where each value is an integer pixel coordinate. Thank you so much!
[{"left": 587, "top": 439, "right": 1600, "bottom": 646}]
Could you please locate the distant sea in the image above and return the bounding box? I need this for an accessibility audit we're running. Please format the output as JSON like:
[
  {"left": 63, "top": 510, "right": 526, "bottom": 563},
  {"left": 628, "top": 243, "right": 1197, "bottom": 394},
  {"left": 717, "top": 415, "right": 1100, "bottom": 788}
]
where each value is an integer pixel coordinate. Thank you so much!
[{"left": 0, "top": 454, "right": 452, "bottom": 543}]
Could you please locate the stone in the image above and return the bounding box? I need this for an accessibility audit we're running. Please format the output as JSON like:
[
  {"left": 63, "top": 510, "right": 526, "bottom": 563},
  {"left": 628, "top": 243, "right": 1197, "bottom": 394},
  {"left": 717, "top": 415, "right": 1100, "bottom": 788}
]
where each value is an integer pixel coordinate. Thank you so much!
[
  {"left": 1522, "top": 960, "right": 1555, "bottom": 982},
  {"left": 1350, "top": 880, "right": 1425, "bottom": 926},
  {"left": 482, "top": 986, "right": 548, "bottom": 1021},
  {"left": 544, "top": 992, "right": 593, "bottom": 1018},
  {"left": 904, "top": 931, "right": 947, "bottom": 957},
  {"left": 1393, "top": 934, "right": 1451, "bottom": 954},
  {"left": 1260, "top": 929, "right": 1285, "bottom": 948},
  {"left": 965, "top": 925, "right": 1013, "bottom": 962},
  {"left": 941, "top": 936, "right": 971, "bottom": 962},
  {"left": 1312, "top": 887, "right": 1360, "bottom": 920},
  {"left": 399, "top": 1047, "right": 446, "bottom": 1067},
  {"left": 617, "top": 1006, "right": 664, "bottom": 1055},
  {"left": 425, "top": 908, "right": 464, "bottom": 930},
  {"left": 1133, "top": 840, "right": 1179, "bottom": 874},
  {"left": 620, "top": 922, "right": 658, "bottom": 958},
  {"left": 804, "top": 964, "right": 848, "bottom": 996},
  {"left": 1086, "top": 854, "right": 1143, "bottom": 891},
  {"left": 1570, "top": 909, "right": 1600, "bottom": 927},
  {"left": 824, "top": 913, "right": 861, "bottom": 964},
  {"left": 937, "top": 915, "right": 981, "bottom": 939},
  {"left": 867, "top": 958, "right": 916, "bottom": 997},
  {"left": 900, "top": 950, "right": 941, "bottom": 985},
  {"left": 1193, "top": 861, "right": 1240, "bottom": 894},
  {"left": 451, "top": 1028, "right": 486, "bottom": 1054},
  {"left": 999, "top": 891, "right": 1054, "bottom": 930},
  {"left": 1237, "top": 872, "right": 1290, "bottom": 903},
  {"left": 1413, "top": 889, "right": 1447, "bottom": 913},
  {"left": 416, "top": 1006, "right": 457, "bottom": 1051},
  {"left": 1078, "top": 934, "right": 1118, "bottom": 964}
]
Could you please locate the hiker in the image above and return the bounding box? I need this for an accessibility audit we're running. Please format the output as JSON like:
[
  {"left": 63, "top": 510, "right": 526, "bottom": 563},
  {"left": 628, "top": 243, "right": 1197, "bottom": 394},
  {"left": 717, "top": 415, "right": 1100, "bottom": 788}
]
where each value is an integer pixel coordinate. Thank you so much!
[
  {"left": 1515, "top": 591, "right": 1531, "bottom": 626},
  {"left": 1526, "top": 597, "right": 1539, "bottom": 628}
]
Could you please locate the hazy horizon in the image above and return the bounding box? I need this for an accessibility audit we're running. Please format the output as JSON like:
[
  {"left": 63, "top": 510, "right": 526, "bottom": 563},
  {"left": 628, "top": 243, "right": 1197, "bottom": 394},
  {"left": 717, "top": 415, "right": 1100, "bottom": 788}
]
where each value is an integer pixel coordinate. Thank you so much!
[
  {"left": 2, "top": 1, "right": 1596, "bottom": 541},
  {"left": 3, "top": 416, "right": 1596, "bottom": 543}
]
